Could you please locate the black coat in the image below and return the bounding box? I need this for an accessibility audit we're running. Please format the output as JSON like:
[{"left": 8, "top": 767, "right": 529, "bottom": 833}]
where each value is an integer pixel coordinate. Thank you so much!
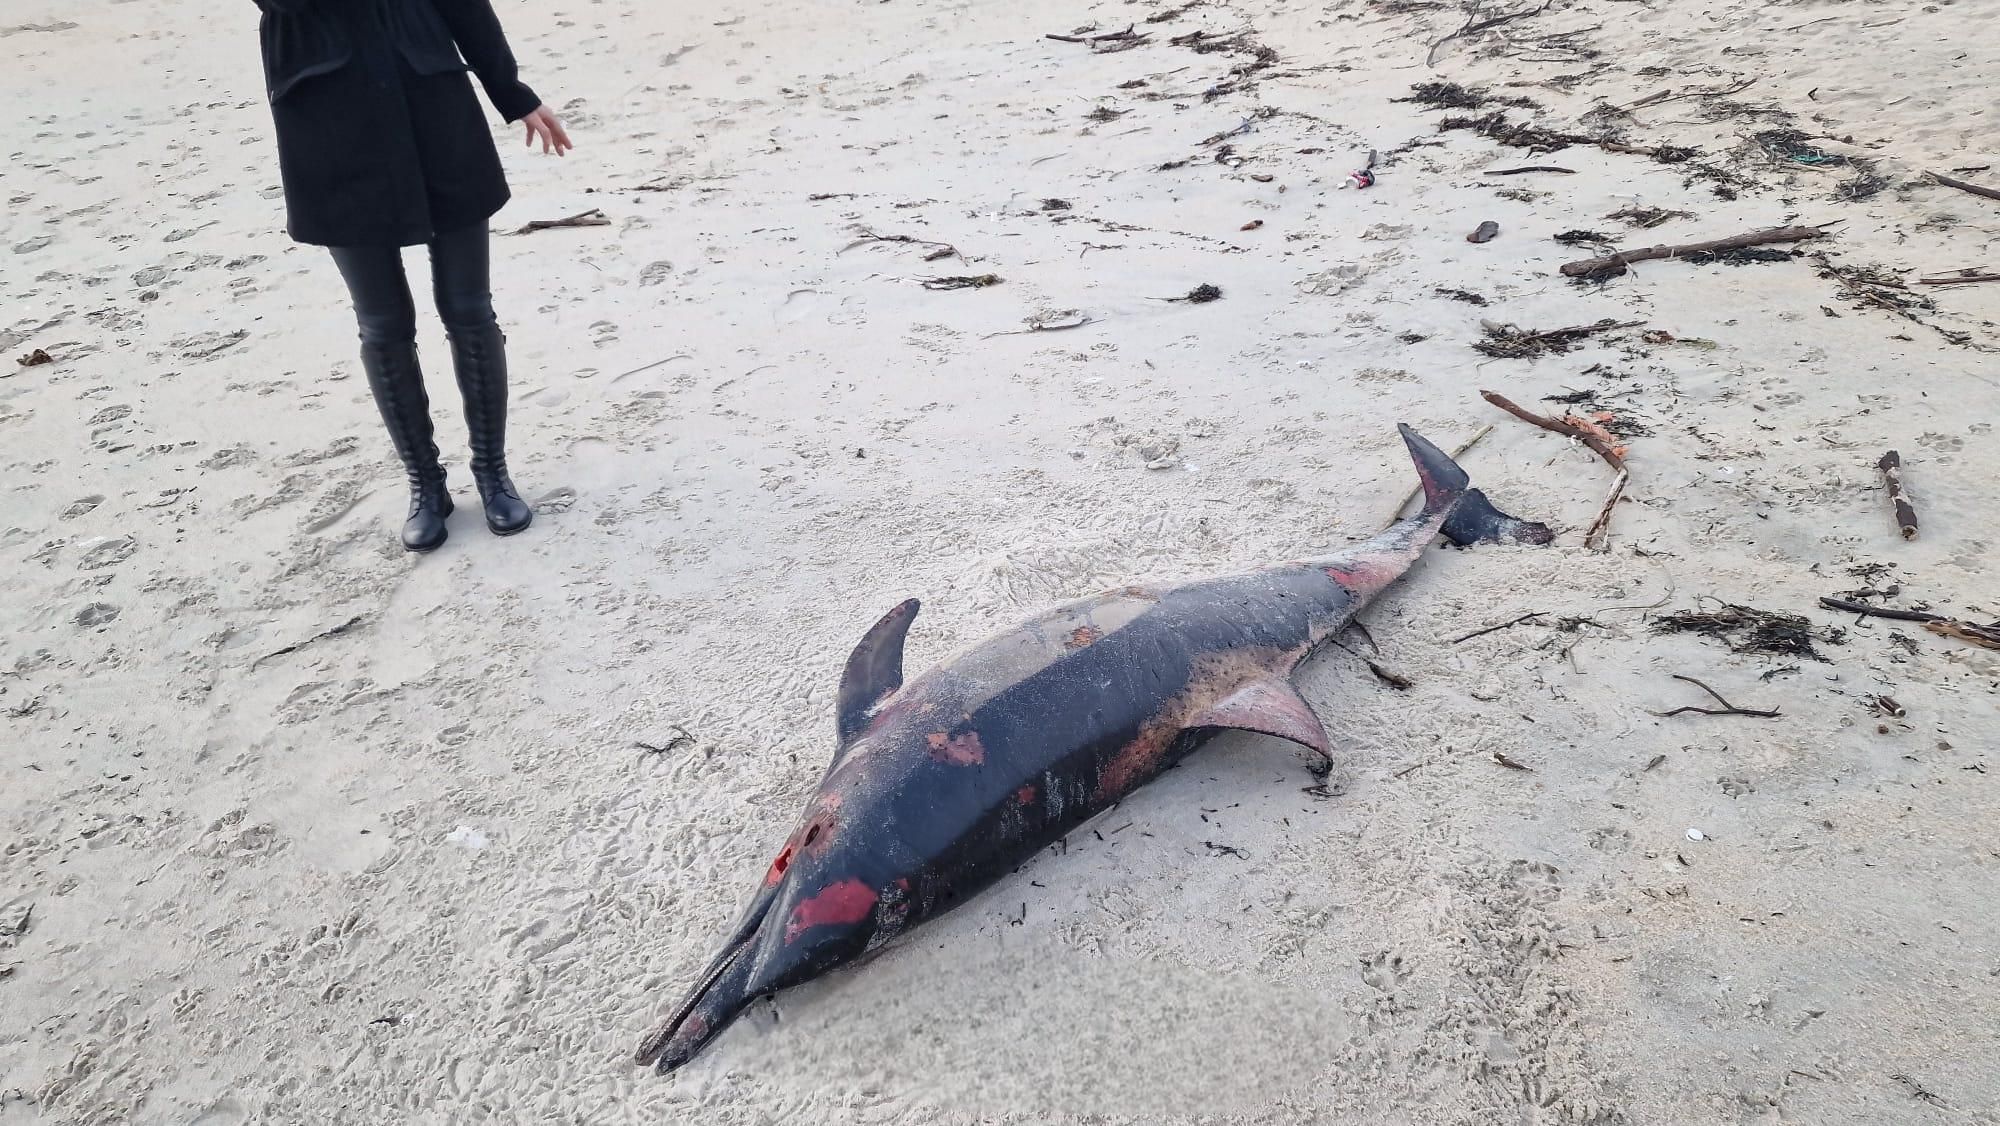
[{"left": 254, "top": 0, "right": 542, "bottom": 247}]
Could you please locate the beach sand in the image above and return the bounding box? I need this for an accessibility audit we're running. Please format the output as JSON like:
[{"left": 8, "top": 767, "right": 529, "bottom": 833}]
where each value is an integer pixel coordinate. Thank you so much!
[{"left": 2, "top": 0, "right": 1997, "bottom": 1122}]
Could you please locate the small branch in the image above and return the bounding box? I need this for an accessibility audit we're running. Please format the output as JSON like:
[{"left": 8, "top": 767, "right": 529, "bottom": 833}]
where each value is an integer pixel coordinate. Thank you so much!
[
  {"left": 1481, "top": 389, "right": 1633, "bottom": 549},
  {"left": 1453, "top": 611, "right": 1546, "bottom": 644},
  {"left": 1560, "top": 225, "right": 1829, "bottom": 279},
  {"left": 1877, "top": 450, "right": 1918, "bottom": 540},
  {"left": 1480, "top": 391, "right": 1626, "bottom": 469},
  {"left": 1483, "top": 165, "right": 1577, "bottom": 175},
  {"left": 1817, "top": 596, "right": 1940, "bottom": 623},
  {"left": 1583, "top": 467, "right": 1630, "bottom": 551},
  {"left": 1928, "top": 170, "right": 2000, "bottom": 203},
  {"left": 512, "top": 209, "right": 610, "bottom": 235},
  {"left": 1653, "top": 674, "right": 1780, "bottom": 719},
  {"left": 1917, "top": 273, "right": 2000, "bottom": 285}
]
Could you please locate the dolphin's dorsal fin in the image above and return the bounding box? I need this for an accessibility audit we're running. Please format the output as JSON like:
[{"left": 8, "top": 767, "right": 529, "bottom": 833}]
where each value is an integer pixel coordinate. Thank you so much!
[
  {"left": 1187, "top": 677, "right": 1332, "bottom": 770},
  {"left": 835, "top": 599, "right": 920, "bottom": 746}
]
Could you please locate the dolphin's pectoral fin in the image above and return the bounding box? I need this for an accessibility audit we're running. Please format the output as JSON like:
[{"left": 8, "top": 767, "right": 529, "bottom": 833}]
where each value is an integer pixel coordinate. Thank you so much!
[
  {"left": 835, "top": 599, "right": 921, "bottom": 746},
  {"left": 1188, "top": 677, "right": 1333, "bottom": 774}
]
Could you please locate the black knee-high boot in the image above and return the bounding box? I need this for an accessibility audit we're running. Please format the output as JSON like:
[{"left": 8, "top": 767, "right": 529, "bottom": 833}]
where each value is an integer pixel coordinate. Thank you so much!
[
  {"left": 360, "top": 340, "right": 453, "bottom": 552},
  {"left": 447, "top": 324, "right": 533, "bottom": 535}
]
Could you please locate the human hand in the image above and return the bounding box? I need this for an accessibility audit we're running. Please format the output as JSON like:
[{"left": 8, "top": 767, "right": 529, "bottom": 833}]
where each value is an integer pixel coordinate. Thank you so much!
[{"left": 521, "top": 105, "right": 573, "bottom": 156}]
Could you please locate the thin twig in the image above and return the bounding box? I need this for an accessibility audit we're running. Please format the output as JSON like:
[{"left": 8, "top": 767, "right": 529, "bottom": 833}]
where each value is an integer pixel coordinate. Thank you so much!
[
  {"left": 1426, "top": 0, "right": 1553, "bottom": 67},
  {"left": 1653, "top": 674, "right": 1781, "bottom": 718},
  {"left": 1483, "top": 165, "right": 1577, "bottom": 175},
  {"left": 1616, "top": 78, "right": 1757, "bottom": 113},
  {"left": 1453, "top": 612, "right": 1546, "bottom": 644}
]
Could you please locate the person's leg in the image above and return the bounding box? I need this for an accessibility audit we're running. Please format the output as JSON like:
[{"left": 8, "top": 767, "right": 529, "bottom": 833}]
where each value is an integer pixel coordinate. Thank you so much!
[
  {"left": 329, "top": 245, "right": 453, "bottom": 552},
  {"left": 429, "top": 224, "right": 531, "bottom": 535}
]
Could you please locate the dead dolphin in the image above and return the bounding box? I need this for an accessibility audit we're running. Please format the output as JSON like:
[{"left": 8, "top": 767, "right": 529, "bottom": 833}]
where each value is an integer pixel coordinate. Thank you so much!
[{"left": 636, "top": 424, "right": 1551, "bottom": 1073}]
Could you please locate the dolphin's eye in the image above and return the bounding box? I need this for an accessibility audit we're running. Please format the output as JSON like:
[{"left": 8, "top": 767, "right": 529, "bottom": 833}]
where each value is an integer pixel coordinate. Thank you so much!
[{"left": 803, "top": 824, "right": 822, "bottom": 848}]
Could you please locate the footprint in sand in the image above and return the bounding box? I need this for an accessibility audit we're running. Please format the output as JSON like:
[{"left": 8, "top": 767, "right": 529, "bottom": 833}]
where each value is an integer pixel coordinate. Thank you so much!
[
  {"left": 72, "top": 602, "right": 120, "bottom": 628},
  {"left": 639, "top": 260, "right": 674, "bottom": 287},
  {"left": 60, "top": 495, "right": 104, "bottom": 520},
  {"left": 590, "top": 320, "right": 620, "bottom": 348},
  {"left": 532, "top": 486, "right": 578, "bottom": 515},
  {"left": 75, "top": 535, "right": 136, "bottom": 570}
]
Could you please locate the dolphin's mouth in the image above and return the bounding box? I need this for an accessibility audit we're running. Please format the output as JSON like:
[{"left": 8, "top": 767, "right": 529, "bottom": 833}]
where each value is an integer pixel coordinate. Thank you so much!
[{"left": 634, "top": 887, "right": 775, "bottom": 1073}]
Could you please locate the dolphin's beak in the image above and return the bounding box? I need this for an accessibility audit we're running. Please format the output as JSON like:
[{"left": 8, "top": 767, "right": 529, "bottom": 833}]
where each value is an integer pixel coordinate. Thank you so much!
[{"left": 634, "top": 883, "right": 778, "bottom": 1073}]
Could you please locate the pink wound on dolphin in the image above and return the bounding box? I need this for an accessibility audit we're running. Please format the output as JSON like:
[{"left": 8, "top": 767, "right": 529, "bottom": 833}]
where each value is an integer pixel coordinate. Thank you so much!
[
  {"left": 925, "top": 726, "right": 985, "bottom": 765},
  {"left": 784, "top": 878, "right": 879, "bottom": 943}
]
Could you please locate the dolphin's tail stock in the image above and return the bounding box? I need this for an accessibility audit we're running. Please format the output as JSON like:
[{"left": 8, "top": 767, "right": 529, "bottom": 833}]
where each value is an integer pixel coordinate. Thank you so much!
[{"left": 1397, "top": 423, "right": 1554, "bottom": 547}]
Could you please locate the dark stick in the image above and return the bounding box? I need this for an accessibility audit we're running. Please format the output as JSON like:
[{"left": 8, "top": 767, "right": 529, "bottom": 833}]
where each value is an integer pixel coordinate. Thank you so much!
[
  {"left": 1453, "top": 611, "right": 1546, "bottom": 644},
  {"left": 1817, "top": 596, "right": 1941, "bottom": 623},
  {"left": 1559, "top": 225, "right": 1829, "bottom": 279},
  {"left": 1928, "top": 171, "right": 2000, "bottom": 203},
  {"left": 513, "top": 209, "right": 611, "bottom": 234},
  {"left": 1483, "top": 166, "right": 1577, "bottom": 175},
  {"left": 1877, "top": 450, "right": 1918, "bottom": 540},
  {"left": 1654, "top": 674, "right": 1781, "bottom": 719}
]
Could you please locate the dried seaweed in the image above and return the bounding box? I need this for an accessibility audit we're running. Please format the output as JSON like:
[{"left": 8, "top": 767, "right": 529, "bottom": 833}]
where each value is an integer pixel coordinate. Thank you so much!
[
  {"left": 1686, "top": 246, "right": 1796, "bottom": 266},
  {"left": 1606, "top": 205, "right": 1694, "bottom": 229},
  {"left": 1653, "top": 603, "right": 1843, "bottom": 661},
  {"left": 1554, "top": 229, "right": 1613, "bottom": 246},
  {"left": 1438, "top": 112, "right": 1584, "bottom": 153},
  {"left": 1753, "top": 129, "right": 1849, "bottom": 168},
  {"left": 1473, "top": 318, "right": 1643, "bottom": 359},
  {"left": 1399, "top": 82, "right": 1538, "bottom": 111}
]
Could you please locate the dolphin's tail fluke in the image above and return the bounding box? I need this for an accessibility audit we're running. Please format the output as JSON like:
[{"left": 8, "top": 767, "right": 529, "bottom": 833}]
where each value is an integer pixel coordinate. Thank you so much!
[{"left": 1398, "top": 424, "right": 1554, "bottom": 547}]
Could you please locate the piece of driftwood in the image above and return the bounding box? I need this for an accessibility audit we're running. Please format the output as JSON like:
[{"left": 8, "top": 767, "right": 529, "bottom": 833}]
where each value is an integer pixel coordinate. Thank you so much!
[
  {"left": 1877, "top": 451, "right": 1918, "bottom": 540},
  {"left": 1818, "top": 597, "right": 2000, "bottom": 652},
  {"left": 1817, "top": 596, "right": 1936, "bottom": 623},
  {"left": 1928, "top": 171, "right": 2000, "bottom": 202},
  {"left": 513, "top": 209, "right": 610, "bottom": 234},
  {"left": 1483, "top": 166, "right": 1576, "bottom": 175},
  {"left": 1917, "top": 272, "right": 2000, "bottom": 286},
  {"left": 1481, "top": 391, "right": 1628, "bottom": 549},
  {"left": 1560, "top": 225, "right": 1828, "bottom": 279}
]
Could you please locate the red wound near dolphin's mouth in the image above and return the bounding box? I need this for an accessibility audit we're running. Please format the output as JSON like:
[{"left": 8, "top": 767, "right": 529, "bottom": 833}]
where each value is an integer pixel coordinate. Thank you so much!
[{"left": 784, "top": 879, "right": 879, "bottom": 943}]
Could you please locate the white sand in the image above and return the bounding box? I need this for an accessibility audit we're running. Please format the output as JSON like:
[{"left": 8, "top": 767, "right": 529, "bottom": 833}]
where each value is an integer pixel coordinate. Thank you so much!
[{"left": 3, "top": 0, "right": 1997, "bottom": 1122}]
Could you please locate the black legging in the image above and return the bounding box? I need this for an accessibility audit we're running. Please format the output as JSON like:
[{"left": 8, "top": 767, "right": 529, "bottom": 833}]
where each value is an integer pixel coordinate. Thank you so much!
[{"left": 328, "top": 224, "right": 496, "bottom": 345}]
